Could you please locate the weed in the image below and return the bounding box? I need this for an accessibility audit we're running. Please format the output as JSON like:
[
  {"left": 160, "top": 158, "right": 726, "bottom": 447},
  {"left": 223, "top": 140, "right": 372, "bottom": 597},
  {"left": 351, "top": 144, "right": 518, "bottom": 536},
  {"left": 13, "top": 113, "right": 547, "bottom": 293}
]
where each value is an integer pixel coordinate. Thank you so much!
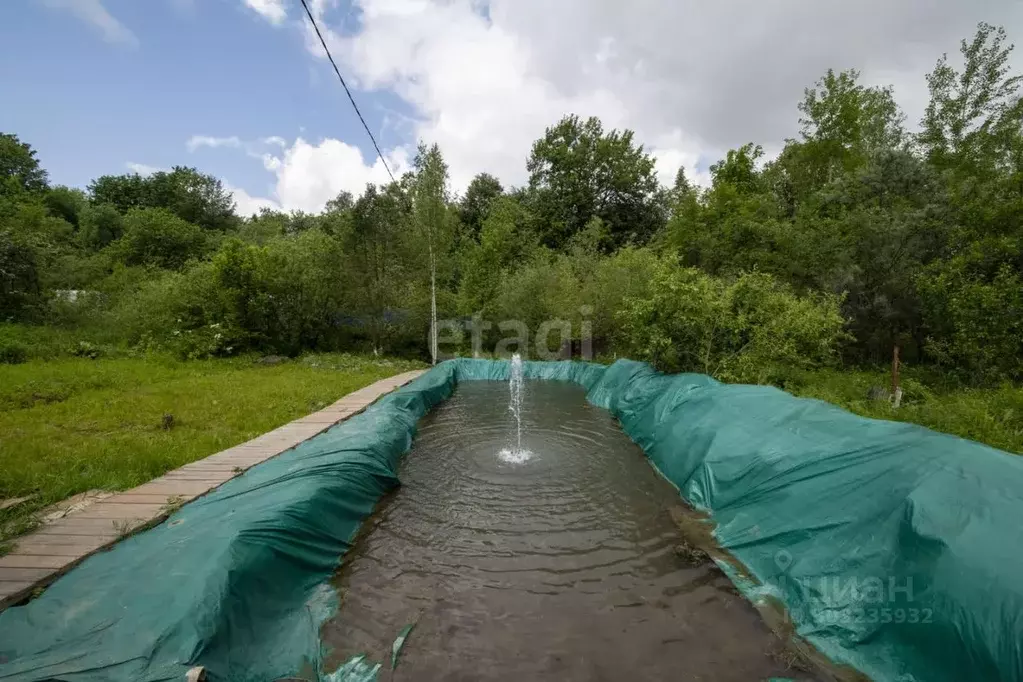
[
  {"left": 160, "top": 495, "right": 185, "bottom": 515},
  {"left": 112, "top": 519, "right": 134, "bottom": 538}
]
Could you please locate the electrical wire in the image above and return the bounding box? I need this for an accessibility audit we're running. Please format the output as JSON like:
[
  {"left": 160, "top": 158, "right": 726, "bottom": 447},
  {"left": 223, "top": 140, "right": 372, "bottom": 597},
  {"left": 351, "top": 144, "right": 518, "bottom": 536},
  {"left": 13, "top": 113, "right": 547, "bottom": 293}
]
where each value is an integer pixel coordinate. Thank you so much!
[{"left": 297, "top": 0, "right": 395, "bottom": 183}]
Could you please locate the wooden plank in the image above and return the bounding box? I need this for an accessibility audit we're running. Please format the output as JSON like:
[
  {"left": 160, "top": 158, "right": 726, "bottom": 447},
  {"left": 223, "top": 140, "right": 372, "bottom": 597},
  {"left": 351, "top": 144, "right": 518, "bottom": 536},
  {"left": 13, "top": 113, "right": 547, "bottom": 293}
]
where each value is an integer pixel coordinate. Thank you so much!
[
  {"left": 111, "top": 493, "right": 197, "bottom": 505},
  {"left": 72, "top": 503, "right": 168, "bottom": 520},
  {"left": 34, "top": 520, "right": 137, "bottom": 536},
  {"left": 12, "top": 537, "right": 111, "bottom": 556},
  {"left": 127, "top": 481, "right": 217, "bottom": 496},
  {"left": 0, "top": 582, "right": 34, "bottom": 600},
  {"left": 0, "top": 555, "right": 72, "bottom": 570},
  {"left": 0, "top": 567, "right": 54, "bottom": 583}
]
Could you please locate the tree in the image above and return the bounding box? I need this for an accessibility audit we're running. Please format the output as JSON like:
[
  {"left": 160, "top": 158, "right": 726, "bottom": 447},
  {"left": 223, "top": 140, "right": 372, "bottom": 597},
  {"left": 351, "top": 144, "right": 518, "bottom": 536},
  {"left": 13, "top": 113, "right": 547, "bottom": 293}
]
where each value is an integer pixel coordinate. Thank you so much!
[
  {"left": 710, "top": 143, "right": 764, "bottom": 193},
  {"left": 526, "top": 115, "right": 663, "bottom": 250},
  {"left": 458, "top": 196, "right": 533, "bottom": 315},
  {"left": 799, "top": 70, "right": 905, "bottom": 160},
  {"left": 346, "top": 183, "right": 414, "bottom": 353},
  {"left": 44, "top": 186, "right": 87, "bottom": 228},
  {"left": 919, "top": 23, "right": 1023, "bottom": 174},
  {"left": 79, "top": 203, "right": 125, "bottom": 249},
  {"left": 238, "top": 208, "right": 288, "bottom": 245},
  {"left": 88, "top": 173, "right": 149, "bottom": 212},
  {"left": 118, "top": 208, "right": 206, "bottom": 269},
  {"left": 616, "top": 261, "right": 846, "bottom": 382},
  {"left": 0, "top": 133, "right": 48, "bottom": 197},
  {"left": 325, "top": 190, "right": 354, "bottom": 214},
  {"left": 775, "top": 70, "right": 906, "bottom": 206},
  {"left": 89, "top": 167, "right": 237, "bottom": 230},
  {"left": 0, "top": 228, "right": 41, "bottom": 320},
  {"left": 412, "top": 143, "right": 450, "bottom": 364},
  {"left": 459, "top": 172, "right": 504, "bottom": 239}
]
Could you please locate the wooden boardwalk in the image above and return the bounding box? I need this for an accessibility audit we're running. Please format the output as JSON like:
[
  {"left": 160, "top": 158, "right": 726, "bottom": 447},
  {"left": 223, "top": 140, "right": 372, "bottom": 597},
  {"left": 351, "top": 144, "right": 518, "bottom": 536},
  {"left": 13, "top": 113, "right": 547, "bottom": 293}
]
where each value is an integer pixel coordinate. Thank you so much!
[{"left": 0, "top": 369, "right": 426, "bottom": 610}]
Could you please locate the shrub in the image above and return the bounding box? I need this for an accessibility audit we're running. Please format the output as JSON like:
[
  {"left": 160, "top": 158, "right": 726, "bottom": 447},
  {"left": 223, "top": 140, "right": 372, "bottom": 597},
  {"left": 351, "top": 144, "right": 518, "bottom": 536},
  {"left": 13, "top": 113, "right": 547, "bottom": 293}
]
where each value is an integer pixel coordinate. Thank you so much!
[
  {"left": 117, "top": 207, "right": 206, "bottom": 270},
  {"left": 920, "top": 261, "right": 1023, "bottom": 383},
  {"left": 78, "top": 203, "right": 124, "bottom": 250},
  {"left": 0, "top": 228, "right": 41, "bottom": 320},
  {"left": 0, "top": 339, "right": 27, "bottom": 364},
  {"left": 617, "top": 259, "right": 848, "bottom": 383},
  {"left": 68, "top": 340, "right": 102, "bottom": 359}
]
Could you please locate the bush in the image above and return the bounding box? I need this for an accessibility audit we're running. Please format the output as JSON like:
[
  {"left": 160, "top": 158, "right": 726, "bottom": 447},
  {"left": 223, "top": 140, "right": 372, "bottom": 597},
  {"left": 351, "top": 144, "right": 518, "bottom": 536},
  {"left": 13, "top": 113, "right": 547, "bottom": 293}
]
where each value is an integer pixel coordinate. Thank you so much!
[
  {"left": 0, "top": 339, "right": 27, "bottom": 364},
  {"left": 117, "top": 207, "right": 206, "bottom": 269},
  {"left": 68, "top": 340, "right": 102, "bottom": 359},
  {"left": 78, "top": 203, "right": 124, "bottom": 250},
  {"left": 920, "top": 260, "right": 1023, "bottom": 383},
  {"left": 0, "top": 229, "right": 41, "bottom": 320},
  {"left": 617, "top": 259, "right": 848, "bottom": 383},
  {"left": 106, "top": 233, "right": 356, "bottom": 358}
]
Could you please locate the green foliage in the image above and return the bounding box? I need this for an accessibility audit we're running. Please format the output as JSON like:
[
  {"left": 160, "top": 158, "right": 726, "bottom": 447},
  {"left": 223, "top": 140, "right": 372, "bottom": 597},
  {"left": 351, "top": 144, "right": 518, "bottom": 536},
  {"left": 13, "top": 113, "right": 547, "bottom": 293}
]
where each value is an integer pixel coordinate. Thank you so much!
[
  {"left": 0, "top": 228, "right": 41, "bottom": 320},
  {"left": 78, "top": 202, "right": 124, "bottom": 249},
  {"left": 0, "top": 339, "right": 28, "bottom": 364},
  {"left": 618, "top": 261, "right": 847, "bottom": 383},
  {"left": 527, "top": 115, "right": 664, "bottom": 249},
  {"left": 710, "top": 143, "right": 765, "bottom": 192},
  {"left": 89, "top": 166, "right": 236, "bottom": 230},
  {"left": 789, "top": 367, "right": 1023, "bottom": 455},
  {"left": 920, "top": 23, "right": 1023, "bottom": 174},
  {"left": 0, "top": 133, "right": 48, "bottom": 197},
  {"left": 206, "top": 233, "right": 349, "bottom": 356},
  {"left": 344, "top": 182, "right": 424, "bottom": 354},
  {"left": 118, "top": 207, "right": 207, "bottom": 269},
  {"left": 458, "top": 196, "right": 533, "bottom": 315},
  {"left": 489, "top": 251, "right": 581, "bottom": 339},
  {"left": 459, "top": 172, "right": 504, "bottom": 239},
  {"left": 68, "top": 340, "right": 103, "bottom": 359},
  {"left": 44, "top": 186, "right": 87, "bottom": 228},
  {"left": 920, "top": 260, "right": 1023, "bottom": 382}
]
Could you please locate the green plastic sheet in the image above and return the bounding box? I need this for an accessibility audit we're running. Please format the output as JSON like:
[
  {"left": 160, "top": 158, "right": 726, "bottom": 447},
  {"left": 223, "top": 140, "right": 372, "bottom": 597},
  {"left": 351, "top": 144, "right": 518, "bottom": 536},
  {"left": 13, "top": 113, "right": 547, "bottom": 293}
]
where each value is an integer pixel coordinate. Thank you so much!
[{"left": 2, "top": 359, "right": 1022, "bottom": 682}]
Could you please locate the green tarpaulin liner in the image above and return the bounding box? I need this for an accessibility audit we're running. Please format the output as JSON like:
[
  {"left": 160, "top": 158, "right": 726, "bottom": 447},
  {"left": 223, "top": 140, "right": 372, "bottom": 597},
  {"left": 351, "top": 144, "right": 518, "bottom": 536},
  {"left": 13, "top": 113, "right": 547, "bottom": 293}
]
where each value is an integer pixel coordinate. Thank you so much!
[{"left": 2, "top": 359, "right": 1022, "bottom": 681}]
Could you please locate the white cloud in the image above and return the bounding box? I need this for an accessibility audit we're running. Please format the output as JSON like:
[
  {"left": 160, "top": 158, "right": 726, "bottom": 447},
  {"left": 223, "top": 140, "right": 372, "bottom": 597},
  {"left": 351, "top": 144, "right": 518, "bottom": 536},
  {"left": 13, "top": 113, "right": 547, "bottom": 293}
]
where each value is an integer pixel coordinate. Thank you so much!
[
  {"left": 242, "top": 0, "right": 287, "bottom": 24},
  {"left": 40, "top": 0, "right": 138, "bottom": 47},
  {"left": 227, "top": 183, "right": 282, "bottom": 216},
  {"left": 189, "top": 135, "right": 410, "bottom": 214},
  {"left": 269, "top": 137, "right": 409, "bottom": 212},
  {"left": 186, "top": 135, "right": 243, "bottom": 152},
  {"left": 231, "top": 0, "right": 1023, "bottom": 202},
  {"left": 261, "top": 136, "right": 288, "bottom": 147},
  {"left": 285, "top": 0, "right": 1023, "bottom": 192},
  {"left": 126, "top": 162, "right": 163, "bottom": 176}
]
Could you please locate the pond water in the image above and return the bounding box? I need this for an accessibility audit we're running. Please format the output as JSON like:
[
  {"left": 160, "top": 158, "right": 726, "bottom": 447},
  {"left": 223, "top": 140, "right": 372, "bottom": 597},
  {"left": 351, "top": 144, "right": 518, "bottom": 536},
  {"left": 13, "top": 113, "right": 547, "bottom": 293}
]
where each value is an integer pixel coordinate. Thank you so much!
[{"left": 321, "top": 381, "right": 813, "bottom": 680}]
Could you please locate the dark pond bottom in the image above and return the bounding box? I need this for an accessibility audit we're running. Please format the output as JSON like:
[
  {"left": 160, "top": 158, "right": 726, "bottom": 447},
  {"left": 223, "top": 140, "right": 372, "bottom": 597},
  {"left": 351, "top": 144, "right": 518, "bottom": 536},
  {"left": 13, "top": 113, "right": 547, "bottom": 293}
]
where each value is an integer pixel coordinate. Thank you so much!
[{"left": 321, "top": 381, "right": 812, "bottom": 681}]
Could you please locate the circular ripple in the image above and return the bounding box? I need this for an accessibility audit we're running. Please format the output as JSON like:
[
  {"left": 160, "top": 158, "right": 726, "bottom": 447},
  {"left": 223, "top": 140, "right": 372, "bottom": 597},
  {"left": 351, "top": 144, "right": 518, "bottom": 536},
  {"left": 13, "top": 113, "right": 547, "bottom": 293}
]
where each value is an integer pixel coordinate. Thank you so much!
[{"left": 342, "top": 381, "right": 682, "bottom": 593}]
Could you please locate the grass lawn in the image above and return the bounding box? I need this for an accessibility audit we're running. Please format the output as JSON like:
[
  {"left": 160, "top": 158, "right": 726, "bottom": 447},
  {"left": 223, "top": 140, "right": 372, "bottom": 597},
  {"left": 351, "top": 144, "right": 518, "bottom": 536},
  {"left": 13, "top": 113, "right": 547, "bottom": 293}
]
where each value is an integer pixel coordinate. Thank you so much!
[
  {"left": 0, "top": 354, "right": 425, "bottom": 550},
  {"left": 789, "top": 368, "right": 1023, "bottom": 455}
]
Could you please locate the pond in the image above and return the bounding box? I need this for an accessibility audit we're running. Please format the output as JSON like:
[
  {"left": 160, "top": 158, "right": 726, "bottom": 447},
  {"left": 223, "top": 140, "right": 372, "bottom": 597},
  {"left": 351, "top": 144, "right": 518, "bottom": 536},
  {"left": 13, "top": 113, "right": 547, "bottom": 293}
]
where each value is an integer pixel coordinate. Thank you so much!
[{"left": 322, "top": 380, "right": 813, "bottom": 680}]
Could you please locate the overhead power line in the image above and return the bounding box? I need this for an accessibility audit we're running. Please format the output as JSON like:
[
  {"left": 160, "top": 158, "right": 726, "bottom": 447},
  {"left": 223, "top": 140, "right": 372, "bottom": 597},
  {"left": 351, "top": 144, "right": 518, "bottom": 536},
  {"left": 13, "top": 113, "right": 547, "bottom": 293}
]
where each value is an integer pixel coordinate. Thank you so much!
[{"left": 298, "top": 0, "right": 396, "bottom": 183}]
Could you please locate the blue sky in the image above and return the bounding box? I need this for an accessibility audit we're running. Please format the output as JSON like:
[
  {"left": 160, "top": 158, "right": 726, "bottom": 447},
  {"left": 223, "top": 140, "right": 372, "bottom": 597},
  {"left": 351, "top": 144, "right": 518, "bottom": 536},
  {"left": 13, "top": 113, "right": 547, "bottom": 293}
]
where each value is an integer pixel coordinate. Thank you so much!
[
  {"left": 2, "top": 0, "right": 1020, "bottom": 214},
  {"left": 1, "top": 0, "right": 406, "bottom": 212}
]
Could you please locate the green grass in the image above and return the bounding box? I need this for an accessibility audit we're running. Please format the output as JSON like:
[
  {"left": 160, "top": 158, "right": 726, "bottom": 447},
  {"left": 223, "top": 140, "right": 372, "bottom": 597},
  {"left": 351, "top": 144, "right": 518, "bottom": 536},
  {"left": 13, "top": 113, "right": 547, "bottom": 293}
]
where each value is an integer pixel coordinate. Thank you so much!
[
  {"left": 786, "top": 368, "right": 1023, "bottom": 455},
  {"left": 0, "top": 353, "right": 425, "bottom": 549}
]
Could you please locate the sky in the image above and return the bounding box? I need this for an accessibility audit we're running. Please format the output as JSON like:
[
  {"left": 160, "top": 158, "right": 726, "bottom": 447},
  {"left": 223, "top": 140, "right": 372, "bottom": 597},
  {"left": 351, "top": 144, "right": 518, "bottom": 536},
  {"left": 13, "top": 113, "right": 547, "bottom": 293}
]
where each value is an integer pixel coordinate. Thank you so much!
[{"left": 2, "top": 0, "right": 1022, "bottom": 216}]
